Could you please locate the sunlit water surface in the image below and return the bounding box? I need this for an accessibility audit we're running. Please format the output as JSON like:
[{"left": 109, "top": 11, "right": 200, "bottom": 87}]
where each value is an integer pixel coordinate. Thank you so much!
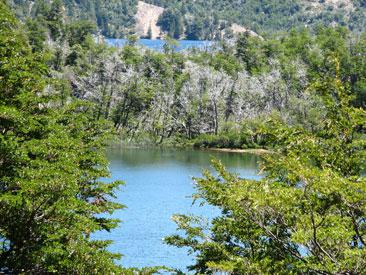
[
  {"left": 106, "top": 38, "right": 213, "bottom": 52},
  {"left": 95, "top": 147, "right": 261, "bottom": 271}
]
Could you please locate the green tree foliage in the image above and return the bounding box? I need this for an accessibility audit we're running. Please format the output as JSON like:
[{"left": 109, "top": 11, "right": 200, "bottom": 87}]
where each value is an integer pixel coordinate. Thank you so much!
[
  {"left": 65, "top": 26, "right": 364, "bottom": 147},
  {"left": 149, "top": 0, "right": 366, "bottom": 40},
  {"left": 25, "top": 17, "right": 48, "bottom": 53},
  {"left": 157, "top": 9, "right": 184, "bottom": 39},
  {"left": 46, "top": 0, "right": 64, "bottom": 40},
  {"left": 2, "top": 0, "right": 366, "bottom": 273},
  {"left": 10, "top": 0, "right": 137, "bottom": 37},
  {"left": 236, "top": 32, "right": 268, "bottom": 74},
  {"left": 66, "top": 20, "right": 97, "bottom": 47},
  {"left": 165, "top": 62, "right": 366, "bottom": 273},
  {"left": 0, "top": 2, "right": 123, "bottom": 273},
  {"left": 9, "top": 0, "right": 366, "bottom": 39}
]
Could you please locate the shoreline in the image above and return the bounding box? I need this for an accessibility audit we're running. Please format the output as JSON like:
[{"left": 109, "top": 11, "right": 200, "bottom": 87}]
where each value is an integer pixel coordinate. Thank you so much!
[
  {"left": 202, "top": 148, "right": 272, "bottom": 155},
  {"left": 109, "top": 141, "right": 272, "bottom": 155}
]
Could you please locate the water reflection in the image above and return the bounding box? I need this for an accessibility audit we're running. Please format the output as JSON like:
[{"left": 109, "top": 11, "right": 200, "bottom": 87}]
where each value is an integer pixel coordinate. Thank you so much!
[{"left": 107, "top": 147, "right": 260, "bottom": 174}]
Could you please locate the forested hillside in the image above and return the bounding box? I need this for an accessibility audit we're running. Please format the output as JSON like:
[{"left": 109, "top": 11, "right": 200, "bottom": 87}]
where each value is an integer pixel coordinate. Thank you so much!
[
  {"left": 9, "top": 0, "right": 366, "bottom": 39},
  {"left": 150, "top": 0, "right": 366, "bottom": 39},
  {"left": 8, "top": 0, "right": 138, "bottom": 37}
]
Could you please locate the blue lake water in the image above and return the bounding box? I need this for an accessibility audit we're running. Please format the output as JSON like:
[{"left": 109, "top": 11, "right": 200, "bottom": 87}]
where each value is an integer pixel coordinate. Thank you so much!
[
  {"left": 96, "top": 147, "right": 261, "bottom": 272},
  {"left": 106, "top": 38, "right": 213, "bottom": 51}
]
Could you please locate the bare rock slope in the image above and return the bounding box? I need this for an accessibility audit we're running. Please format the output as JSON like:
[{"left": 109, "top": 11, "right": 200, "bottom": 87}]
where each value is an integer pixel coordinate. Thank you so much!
[
  {"left": 135, "top": 1, "right": 164, "bottom": 39},
  {"left": 230, "top": 23, "right": 262, "bottom": 39}
]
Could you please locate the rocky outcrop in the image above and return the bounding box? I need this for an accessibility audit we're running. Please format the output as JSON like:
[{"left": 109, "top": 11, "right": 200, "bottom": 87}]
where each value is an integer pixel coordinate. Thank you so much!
[
  {"left": 230, "top": 23, "right": 262, "bottom": 39},
  {"left": 135, "top": 1, "right": 164, "bottom": 39}
]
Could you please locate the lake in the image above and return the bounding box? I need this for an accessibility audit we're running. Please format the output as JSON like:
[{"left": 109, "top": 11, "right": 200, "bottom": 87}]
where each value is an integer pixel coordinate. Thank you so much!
[
  {"left": 96, "top": 147, "right": 261, "bottom": 272},
  {"left": 106, "top": 38, "right": 213, "bottom": 52}
]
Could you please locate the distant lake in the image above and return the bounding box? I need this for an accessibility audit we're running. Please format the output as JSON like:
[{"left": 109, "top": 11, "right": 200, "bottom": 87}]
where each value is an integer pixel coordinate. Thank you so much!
[
  {"left": 95, "top": 147, "right": 261, "bottom": 272},
  {"left": 106, "top": 38, "right": 213, "bottom": 51}
]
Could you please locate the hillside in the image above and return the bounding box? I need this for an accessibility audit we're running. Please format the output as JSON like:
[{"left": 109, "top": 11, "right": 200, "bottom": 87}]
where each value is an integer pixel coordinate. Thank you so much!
[
  {"left": 8, "top": 0, "right": 138, "bottom": 37},
  {"left": 135, "top": 1, "right": 164, "bottom": 39},
  {"left": 146, "top": 0, "right": 365, "bottom": 38},
  {"left": 8, "top": 0, "right": 366, "bottom": 38}
]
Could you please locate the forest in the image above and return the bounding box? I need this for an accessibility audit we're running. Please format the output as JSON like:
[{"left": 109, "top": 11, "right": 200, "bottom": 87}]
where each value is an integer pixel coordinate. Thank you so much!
[
  {"left": 9, "top": 0, "right": 366, "bottom": 39},
  {"left": 1, "top": 0, "right": 366, "bottom": 274}
]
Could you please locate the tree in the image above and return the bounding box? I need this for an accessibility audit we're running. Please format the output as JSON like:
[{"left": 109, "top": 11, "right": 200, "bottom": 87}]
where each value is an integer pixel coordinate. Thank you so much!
[
  {"left": 236, "top": 32, "right": 268, "bottom": 74},
  {"left": 157, "top": 9, "right": 183, "bottom": 39},
  {"left": 25, "top": 18, "right": 47, "bottom": 52},
  {"left": 185, "top": 19, "right": 205, "bottom": 40},
  {"left": 66, "top": 20, "right": 96, "bottom": 47},
  {"left": 0, "top": 2, "right": 123, "bottom": 273},
  {"left": 165, "top": 59, "right": 366, "bottom": 274},
  {"left": 147, "top": 24, "right": 153, "bottom": 39},
  {"left": 46, "top": 0, "right": 65, "bottom": 40}
]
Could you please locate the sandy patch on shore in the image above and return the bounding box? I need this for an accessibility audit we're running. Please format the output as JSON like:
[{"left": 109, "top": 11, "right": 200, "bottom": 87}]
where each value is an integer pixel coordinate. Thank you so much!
[{"left": 204, "top": 148, "right": 272, "bottom": 155}]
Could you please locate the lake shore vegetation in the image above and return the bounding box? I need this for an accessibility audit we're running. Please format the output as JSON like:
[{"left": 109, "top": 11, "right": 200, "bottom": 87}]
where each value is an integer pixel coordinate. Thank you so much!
[
  {"left": 1, "top": 0, "right": 365, "bottom": 273},
  {"left": 166, "top": 60, "right": 366, "bottom": 274}
]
